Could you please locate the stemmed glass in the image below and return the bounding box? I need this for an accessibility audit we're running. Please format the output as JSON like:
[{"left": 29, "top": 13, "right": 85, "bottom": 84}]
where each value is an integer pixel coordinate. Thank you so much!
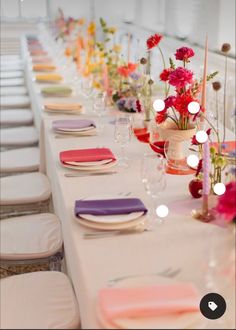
[
  {"left": 141, "top": 153, "right": 167, "bottom": 228},
  {"left": 114, "top": 117, "right": 132, "bottom": 168},
  {"left": 93, "top": 92, "right": 107, "bottom": 133},
  {"left": 81, "top": 77, "right": 94, "bottom": 112}
]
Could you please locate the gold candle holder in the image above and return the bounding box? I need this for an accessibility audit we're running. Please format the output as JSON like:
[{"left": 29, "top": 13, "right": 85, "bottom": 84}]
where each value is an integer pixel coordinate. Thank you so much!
[{"left": 192, "top": 194, "right": 216, "bottom": 222}]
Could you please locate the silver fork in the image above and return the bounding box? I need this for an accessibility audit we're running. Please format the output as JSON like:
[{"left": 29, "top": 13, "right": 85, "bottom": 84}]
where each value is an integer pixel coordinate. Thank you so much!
[{"left": 107, "top": 267, "right": 181, "bottom": 287}]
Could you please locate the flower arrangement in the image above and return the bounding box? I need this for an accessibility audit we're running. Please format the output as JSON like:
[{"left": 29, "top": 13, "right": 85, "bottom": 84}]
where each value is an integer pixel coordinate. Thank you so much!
[{"left": 154, "top": 42, "right": 217, "bottom": 129}]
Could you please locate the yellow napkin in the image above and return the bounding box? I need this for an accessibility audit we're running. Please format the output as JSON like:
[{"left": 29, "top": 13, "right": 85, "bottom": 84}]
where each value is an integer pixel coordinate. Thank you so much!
[
  {"left": 35, "top": 74, "right": 63, "bottom": 82},
  {"left": 44, "top": 103, "right": 82, "bottom": 111}
]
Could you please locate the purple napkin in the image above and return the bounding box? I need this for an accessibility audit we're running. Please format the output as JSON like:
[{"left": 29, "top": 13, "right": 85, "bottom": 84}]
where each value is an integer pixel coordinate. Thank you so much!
[
  {"left": 75, "top": 198, "right": 147, "bottom": 216},
  {"left": 52, "top": 119, "right": 96, "bottom": 130}
]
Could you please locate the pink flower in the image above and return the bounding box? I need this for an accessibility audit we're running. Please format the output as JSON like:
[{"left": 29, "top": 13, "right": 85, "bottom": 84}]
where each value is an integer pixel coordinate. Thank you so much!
[
  {"left": 175, "top": 47, "right": 195, "bottom": 62},
  {"left": 169, "top": 67, "right": 193, "bottom": 88},
  {"left": 215, "top": 181, "right": 236, "bottom": 222}
]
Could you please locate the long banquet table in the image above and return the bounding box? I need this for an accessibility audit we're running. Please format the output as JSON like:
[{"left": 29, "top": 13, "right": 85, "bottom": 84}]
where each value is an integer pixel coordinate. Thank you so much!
[{"left": 23, "top": 35, "right": 235, "bottom": 329}]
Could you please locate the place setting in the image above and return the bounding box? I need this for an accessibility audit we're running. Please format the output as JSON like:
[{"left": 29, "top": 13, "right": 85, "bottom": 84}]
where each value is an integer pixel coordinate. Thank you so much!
[
  {"left": 43, "top": 101, "right": 83, "bottom": 114},
  {"left": 52, "top": 119, "right": 97, "bottom": 137},
  {"left": 59, "top": 147, "right": 118, "bottom": 177},
  {"left": 73, "top": 193, "right": 149, "bottom": 235}
]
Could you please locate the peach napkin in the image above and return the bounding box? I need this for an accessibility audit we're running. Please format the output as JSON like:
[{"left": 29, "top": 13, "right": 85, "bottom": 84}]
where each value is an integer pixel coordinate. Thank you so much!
[
  {"left": 98, "top": 283, "right": 199, "bottom": 322},
  {"left": 33, "top": 64, "right": 56, "bottom": 72},
  {"left": 44, "top": 103, "right": 82, "bottom": 111},
  {"left": 35, "top": 74, "right": 63, "bottom": 82}
]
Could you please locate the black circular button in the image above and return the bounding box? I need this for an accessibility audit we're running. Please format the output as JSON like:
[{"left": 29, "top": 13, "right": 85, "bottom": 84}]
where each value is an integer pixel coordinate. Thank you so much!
[{"left": 200, "top": 293, "right": 226, "bottom": 319}]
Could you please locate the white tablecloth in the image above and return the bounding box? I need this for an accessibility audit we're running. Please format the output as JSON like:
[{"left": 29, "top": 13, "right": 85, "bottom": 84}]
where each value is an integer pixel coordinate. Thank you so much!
[{"left": 24, "top": 37, "right": 235, "bottom": 329}]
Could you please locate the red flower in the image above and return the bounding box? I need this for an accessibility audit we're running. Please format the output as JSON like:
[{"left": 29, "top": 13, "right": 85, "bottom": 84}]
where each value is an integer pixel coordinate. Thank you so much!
[
  {"left": 136, "top": 99, "right": 143, "bottom": 113},
  {"left": 215, "top": 181, "right": 236, "bottom": 222},
  {"left": 117, "top": 62, "right": 137, "bottom": 77},
  {"left": 191, "top": 128, "right": 211, "bottom": 145},
  {"left": 160, "top": 68, "right": 173, "bottom": 81},
  {"left": 195, "top": 159, "right": 203, "bottom": 177},
  {"left": 175, "top": 47, "right": 195, "bottom": 62},
  {"left": 147, "top": 34, "right": 163, "bottom": 50},
  {"left": 164, "top": 96, "right": 176, "bottom": 109},
  {"left": 174, "top": 92, "right": 195, "bottom": 116},
  {"left": 155, "top": 110, "right": 167, "bottom": 124},
  {"left": 169, "top": 67, "right": 193, "bottom": 89}
]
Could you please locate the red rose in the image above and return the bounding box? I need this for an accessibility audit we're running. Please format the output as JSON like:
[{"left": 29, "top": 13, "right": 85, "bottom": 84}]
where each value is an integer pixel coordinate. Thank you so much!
[
  {"left": 147, "top": 34, "right": 163, "bottom": 50},
  {"left": 155, "top": 110, "right": 167, "bottom": 124},
  {"left": 159, "top": 68, "right": 173, "bottom": 81},
  {"left": 169, "top": 67, "right": 193, "bottom": 89},
  {"left": 175, "top": 47, "right": 195, "bottom": 62}
]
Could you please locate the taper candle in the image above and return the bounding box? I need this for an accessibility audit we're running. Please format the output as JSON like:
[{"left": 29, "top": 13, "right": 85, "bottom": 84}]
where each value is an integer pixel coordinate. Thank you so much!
[
  {"left": 103, "top": 64, "right": 109, "bottom": 95},
  {"left": 202, "top": 139, "right": 210, "bottom": 213},
  {"left": 200, "top": 36, "right": 208, "bottom": 122},
  {"left": 127, "top": 33, "right": 131, "bottom": 63}
]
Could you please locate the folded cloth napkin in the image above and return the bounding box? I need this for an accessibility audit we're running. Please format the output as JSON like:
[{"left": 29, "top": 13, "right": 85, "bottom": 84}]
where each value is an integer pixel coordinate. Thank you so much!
[
  {"left": 98, "top": 283, "right": 200, "bottom": 322},
  {"left": 33, "top": 64, "right": 56, "bottom": 71},
  {"left": 32, "top": 58, "right": 53, "bottom": 64},
  {"left": 52, "top": 119, "right": 95, "bottom": 130},
  {"left": 60, "top": 148, "right": 116, "bottom": 164},
  {"left": 35, "top": 73, "right": 63, "bottom": 82},
  {"left": 44, "top": 103, "right": 82, "bottom": 111},
  {"left": 75, "top": 198, "right": 147, "bottom": 216},
  {"left": 41, "top": 86, "right": 72, "bottom": 97},
  {"left": 30, "top": 50, "right": 47, "bottom": 56}
]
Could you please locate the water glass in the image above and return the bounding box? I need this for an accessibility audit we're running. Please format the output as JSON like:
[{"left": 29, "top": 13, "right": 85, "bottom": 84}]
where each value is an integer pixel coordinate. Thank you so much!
[{"left": 114, "top": 117, "right": 132, "bottom": 168}]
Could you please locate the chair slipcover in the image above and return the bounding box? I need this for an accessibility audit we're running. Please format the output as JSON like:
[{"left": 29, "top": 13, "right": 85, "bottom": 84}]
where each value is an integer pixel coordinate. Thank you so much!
[
  {"left": 0, "top": 78, "right": 24, "bottom": 87},
  {"left": 0, "top": 147, "right": 39, "bottom": 173},
  {"left": 0, "top": 271, "right": 80, "bottom": 329},
  {"left": 0, "top": 213, "right": 62, "bottom": 260},
  {"left": 0, "top": 109, "right": 33, "bottom": 126},
  {"left": 0, "top": 71, "right": 23, "bottom": 79},
  {"left": 0, "top": 126, "right": 38, "bottom": 147},
  {"left": 0, "top": 172, "right": 51, "bottom": 205},
  {"left": 0, "top": 95, "right": 30, "bottom": 109},
  {"left": 0, "top": 86, "right": 28, "bottom": 96}
]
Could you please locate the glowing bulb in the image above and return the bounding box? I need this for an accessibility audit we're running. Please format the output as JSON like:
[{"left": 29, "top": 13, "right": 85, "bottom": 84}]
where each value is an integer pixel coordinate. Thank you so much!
[
  {"left": 156, "top": 205, "right": 169, "bottom": 218},
  {"left": 187, "top": 154, "right": 199, "bottom": 168},
  {"left": 188, "top": 101, "right": 200, "bottom": 114},
  {"left": 153, "top": 99, "right": 165, "bottom": 112},
  {"left": 213, "top": 183, "right": 226, "bottom": 195},
  {"left": 196, "top": 130, "right": 208, "bottom": 143}
]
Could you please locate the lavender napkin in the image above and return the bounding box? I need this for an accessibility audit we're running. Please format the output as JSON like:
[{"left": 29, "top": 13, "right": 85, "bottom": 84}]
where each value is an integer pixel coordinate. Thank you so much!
[
  {"left": 75, "top": 198, "right": 147, "bottom": 216},
  {"left": 52, "top": 119, "right": 96, "bottom": 130}
]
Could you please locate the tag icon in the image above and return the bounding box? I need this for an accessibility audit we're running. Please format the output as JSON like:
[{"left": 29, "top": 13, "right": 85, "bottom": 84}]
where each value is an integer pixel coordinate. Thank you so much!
[{"left": 208, "top": 301, "right": 218, "bottom": 311}]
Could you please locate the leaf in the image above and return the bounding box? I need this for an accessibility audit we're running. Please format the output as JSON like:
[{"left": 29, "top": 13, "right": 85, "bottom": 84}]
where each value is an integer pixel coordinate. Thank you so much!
[
  {"left": 99, "top": 17, "right": 106, "bottom": 28},
  {"left": 207, "top": 71, "right": 218, "bottom": 81},
  {"left": 169, "top": 57, "right": 175, "bottom": 69}
]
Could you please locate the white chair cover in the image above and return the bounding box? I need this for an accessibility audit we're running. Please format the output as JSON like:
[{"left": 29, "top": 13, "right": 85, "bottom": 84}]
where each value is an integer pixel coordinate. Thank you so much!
[
  {"left": 0, "top": 271, "right": 80, "bottom": 329},
  {"left": 0, "top": 213, "right": 62, "bottom": 260}
]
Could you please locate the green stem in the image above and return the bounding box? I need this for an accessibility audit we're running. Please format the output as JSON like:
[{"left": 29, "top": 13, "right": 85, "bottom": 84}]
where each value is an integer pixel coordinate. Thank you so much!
[
  {"left": 201, "top": 114, "right": 221, "bottom": 155},
  {"left": 158, "top": 46, "right": 166, "bottom": 69},
  {"left": 216, "top": 91, "right": 219, "bottom": 133},
  {"left": 223, "top": 54, "right": 228, "bottom": 142},
  {"left": 167, "top": 115, "right": 179, "bottom": 128}
]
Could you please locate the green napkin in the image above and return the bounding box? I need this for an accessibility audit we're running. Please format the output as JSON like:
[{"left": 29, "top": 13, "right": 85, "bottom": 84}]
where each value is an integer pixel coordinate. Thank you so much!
[{"left": 41, "top": 85, "right": 72, "bottom": 96}]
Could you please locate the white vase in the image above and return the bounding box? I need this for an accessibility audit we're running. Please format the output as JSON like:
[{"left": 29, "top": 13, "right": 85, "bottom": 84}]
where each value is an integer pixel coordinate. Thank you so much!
[{"left": 157, "top": 121, "right": 196, "bottom": 160}]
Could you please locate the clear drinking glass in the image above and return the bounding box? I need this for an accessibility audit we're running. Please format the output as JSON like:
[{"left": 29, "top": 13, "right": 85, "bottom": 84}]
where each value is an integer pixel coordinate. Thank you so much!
[
  {"left": 81, "top": 78, "right": 94, "bottom": 99},
  {"left": 114, "top": 117, "right": 132, "bottom": 168},
  {"left": 93, "top": 92, "right": 107, "bottom": 133},
  {"left": 141, "top": 153, "right": 167, "bottom": 228}
]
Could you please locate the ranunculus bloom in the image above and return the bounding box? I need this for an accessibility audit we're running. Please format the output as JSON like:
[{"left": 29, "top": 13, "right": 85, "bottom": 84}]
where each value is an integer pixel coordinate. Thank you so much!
[
  {"left": 147, "top": 34, "right": 163, "bottom": 50},
  {"left": 159, "top": 68, "right": 173, "bottom": 81},
  {"left": 175, "top": 47, "right": 195, "bottom": 62},
  {"left": 117, "top": 62, "right": 137, "bottom": 77},
  {"left": 169, "top": 67, "right": 193, "bottom": 88},
  {"left": 155, "top": 110, "right": 167, "bottom": 124},
  {"left": 215, "top": 181, "right": 236, "bottom": 222},
  {"left": 135, "top": 99, "right": 143, "bottom": 113}
]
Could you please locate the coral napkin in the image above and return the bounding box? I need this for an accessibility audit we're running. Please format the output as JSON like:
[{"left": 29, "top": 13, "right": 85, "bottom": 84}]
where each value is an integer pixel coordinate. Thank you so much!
[
  {"left": 35, "top": 74, "right": 63, "bottom": 82},
  {"left": 98, "top": 283, "right": 200, "bottom": 322},
  {"left": 75, "top": 198, "right": 147, "bottom": 216},
  {"left": 60, "top": 148, "right": 116, "bottom": 164},
  {"left": 52, "top": 119, "right": 95, "bottom": 130},
  {"left": 33, "top": 64, "right": 56, "bottom": 72}
]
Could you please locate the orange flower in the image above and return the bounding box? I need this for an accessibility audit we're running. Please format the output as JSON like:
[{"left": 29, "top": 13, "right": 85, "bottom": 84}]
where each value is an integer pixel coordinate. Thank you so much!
[
  {"left": 64, "top": 47, "right": 71, "bottom": 57},
  {"left": 87, "top": 22, "right": 96, "bottom": 36},
  {"left": 117, "top": 62, "right": 137, "bottom": 77}
]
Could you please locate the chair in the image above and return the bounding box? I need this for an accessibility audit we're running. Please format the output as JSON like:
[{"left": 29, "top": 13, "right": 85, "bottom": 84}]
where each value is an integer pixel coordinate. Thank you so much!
[
  {"left": 0, "top": 213, "right": 63, "bottom": 278},
  {"left": 0, "top": 172, "right": 51, "bottom": 219},
  {"left": 0, "top": 95, "right": 30, "bottom": 109},
  {"left": 0, "top": 271, "right": 80, "bottom": 329},
  {"left": 0, "top": 147, "right": 39, "bottom": 176},
  {"left": 0, "top": 126, "right": 38, "bottom": 149},
  {"left": 0, "top": 71, "right": 23, "bottom": 79},
  {"left": 0, "top": 86, "right": 28, "bottom": 96},
  {"left": 0, "top": 78, "right": 25, "bottom": 87},
  {"left": 0, "top": 109, "right": 33, "bottom": 127}
]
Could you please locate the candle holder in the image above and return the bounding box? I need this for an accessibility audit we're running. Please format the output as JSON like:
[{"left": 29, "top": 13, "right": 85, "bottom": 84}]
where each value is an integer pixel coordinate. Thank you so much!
[{"left": 191, "top": 195, "right": 216, "bottom": 222}]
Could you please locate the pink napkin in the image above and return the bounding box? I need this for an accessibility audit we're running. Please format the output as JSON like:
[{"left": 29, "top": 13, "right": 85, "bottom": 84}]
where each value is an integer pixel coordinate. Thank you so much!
[
  {"left": 98, "top": 283, "right": 200, "bottom": 322},
  {"left": 60, "top": 148, "right": 116, "bottom": 164}
]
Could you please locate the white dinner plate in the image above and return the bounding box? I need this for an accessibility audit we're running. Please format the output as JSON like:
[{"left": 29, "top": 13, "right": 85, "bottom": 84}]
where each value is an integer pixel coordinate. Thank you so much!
[
  {"left": 97, "top": 275, "right": 203, "bottom": 329},
  {"left": 66, "top": 159, "right": 113, "bottom": 166},
  {"left": 55, "top": 129, "right": 97, "bottom": 136},
  {"left": 76, "top": 215, "right": 145, "bottom": 231},
  {"left": 62, "top": 160, "right": 117, "bottom": 171},
  {"left": 56, "top": 126, "right": 95, "bottom": 132}
]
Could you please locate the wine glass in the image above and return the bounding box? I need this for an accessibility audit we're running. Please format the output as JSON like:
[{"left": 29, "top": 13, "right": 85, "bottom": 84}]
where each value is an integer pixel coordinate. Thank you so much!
[
  {"left": 81, "top": 77, "right": 94, "bottom": 99},
  {"left": 114, "top": 117, "right": 132, "bottom": 168},
  {"left": 93, "top": 92, "right": 107, "bottom": 133},
  {"left": 141, "top": 153, "right": 167, "bottom": 228}
]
